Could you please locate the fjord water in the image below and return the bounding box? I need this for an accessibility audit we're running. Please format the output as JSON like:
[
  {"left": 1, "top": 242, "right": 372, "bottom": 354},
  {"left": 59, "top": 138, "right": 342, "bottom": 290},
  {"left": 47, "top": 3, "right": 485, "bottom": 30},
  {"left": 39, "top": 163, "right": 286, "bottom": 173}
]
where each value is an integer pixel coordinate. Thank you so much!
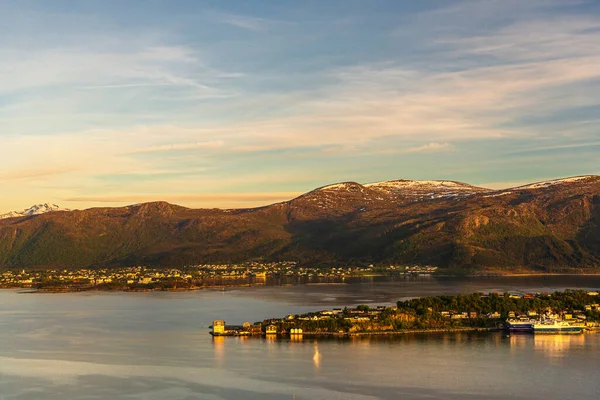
[{"left": 1, "top": 276, "right": 600, "bottom": 399}]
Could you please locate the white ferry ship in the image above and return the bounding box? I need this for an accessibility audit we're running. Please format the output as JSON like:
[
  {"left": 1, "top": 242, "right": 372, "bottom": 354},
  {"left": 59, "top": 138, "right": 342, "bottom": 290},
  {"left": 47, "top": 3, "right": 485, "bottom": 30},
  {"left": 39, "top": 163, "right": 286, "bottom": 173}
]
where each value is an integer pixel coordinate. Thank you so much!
[{"left": 533, "top": 320, "right": 584, "bottom": 334}]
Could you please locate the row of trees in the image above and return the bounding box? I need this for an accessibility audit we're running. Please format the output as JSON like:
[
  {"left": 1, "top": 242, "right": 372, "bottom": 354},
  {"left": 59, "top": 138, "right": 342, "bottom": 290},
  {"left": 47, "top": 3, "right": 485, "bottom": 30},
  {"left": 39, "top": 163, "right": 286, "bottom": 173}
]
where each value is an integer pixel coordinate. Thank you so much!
[{"left": 397, "top": 290, "right": 600, "bottom": 320}]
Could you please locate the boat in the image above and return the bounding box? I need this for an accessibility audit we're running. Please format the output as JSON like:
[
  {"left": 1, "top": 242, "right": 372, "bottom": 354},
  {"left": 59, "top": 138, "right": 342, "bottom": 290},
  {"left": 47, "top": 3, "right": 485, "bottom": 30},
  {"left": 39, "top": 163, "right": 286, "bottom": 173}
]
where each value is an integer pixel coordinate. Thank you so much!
[
  {"left": 506, "top": 319, "right": 534, "bottom": 332},
  {"left": 533, "top": 320, "right": 584, "bottom": 334}
]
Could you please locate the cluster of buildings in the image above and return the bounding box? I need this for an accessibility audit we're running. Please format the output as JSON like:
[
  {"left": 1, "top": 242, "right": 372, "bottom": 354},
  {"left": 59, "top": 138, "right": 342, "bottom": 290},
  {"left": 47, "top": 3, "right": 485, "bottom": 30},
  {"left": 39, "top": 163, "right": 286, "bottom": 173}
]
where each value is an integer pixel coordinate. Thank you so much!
[
  {"left": 0, "top": 262, "right": 443, "bottom": 289},
  {"left": 210, "top": 305, "right": 396, "bottom": 336},
  {"left": 400, "top": 265, "right": 439, "bottom": 275},
  {"left": 507, "top": 292, "right": 600, "bottom": 324},
  {"left": 0, "top": 267, "right": 195, "bottom": 287},
  {"left": 439, "top": 310, "right": 501, "bottom": 320},
  {"left": 441, "top": 291, "right": 600, "bottom": 323},
  {"left": 210, "top": 320, "right": 284, "bottom": 336},
  {"left": 188, "top": 262, "right": 412, "bottom": 279}
]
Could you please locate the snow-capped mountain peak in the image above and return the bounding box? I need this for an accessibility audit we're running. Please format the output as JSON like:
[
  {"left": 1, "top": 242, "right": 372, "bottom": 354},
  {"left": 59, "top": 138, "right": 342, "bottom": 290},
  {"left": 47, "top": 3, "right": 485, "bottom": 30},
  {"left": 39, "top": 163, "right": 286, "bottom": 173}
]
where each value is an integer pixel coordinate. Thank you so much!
[
  {"left": 365, "top": 179, "right": 479, "bottom": 190},
  {"left": 296, "top": 179, "right": 491, "bottom": 209},
  {"left": 0, "top": 203, "right": 70, "bottom": 219},
  {"left": 364, "top": 179, "right": 490, "bottom": 200},
  {"left": 22, "top": 203, "right": 63, "bottom": 215}
]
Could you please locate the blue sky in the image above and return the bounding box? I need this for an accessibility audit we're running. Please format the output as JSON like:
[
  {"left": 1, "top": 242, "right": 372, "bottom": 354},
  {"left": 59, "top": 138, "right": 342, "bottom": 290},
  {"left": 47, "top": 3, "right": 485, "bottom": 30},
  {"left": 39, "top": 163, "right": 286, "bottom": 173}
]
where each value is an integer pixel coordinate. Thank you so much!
[{"left": 1, "top": 0, "right": 600, "bottom": 211}]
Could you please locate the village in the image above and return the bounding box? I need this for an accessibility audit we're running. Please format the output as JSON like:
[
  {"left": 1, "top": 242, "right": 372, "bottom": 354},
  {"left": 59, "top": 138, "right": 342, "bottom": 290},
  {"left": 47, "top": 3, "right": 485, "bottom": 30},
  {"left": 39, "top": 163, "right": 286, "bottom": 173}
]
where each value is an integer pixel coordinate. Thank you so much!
[{"left": 0, "top": 263, "right": 438, "bottom": 290}]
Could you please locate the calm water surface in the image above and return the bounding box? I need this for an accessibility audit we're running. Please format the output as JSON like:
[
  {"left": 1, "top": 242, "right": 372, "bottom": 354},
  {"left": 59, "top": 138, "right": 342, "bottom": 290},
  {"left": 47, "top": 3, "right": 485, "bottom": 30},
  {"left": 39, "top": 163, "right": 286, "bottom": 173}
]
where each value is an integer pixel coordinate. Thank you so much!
[{"left": 1, "top": 276, "right": 599, "bottom": 399}]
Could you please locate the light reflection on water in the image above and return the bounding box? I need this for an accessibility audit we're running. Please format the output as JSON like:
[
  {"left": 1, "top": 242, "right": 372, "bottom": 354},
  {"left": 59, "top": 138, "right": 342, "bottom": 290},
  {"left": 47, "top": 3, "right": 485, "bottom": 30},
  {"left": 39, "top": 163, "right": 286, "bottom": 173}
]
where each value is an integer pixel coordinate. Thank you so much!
[
  {"left": 312, "top": 342, "right": 321, "bottom": 369},
  {"left": 533, "top": 334, "right": 586, "bottom": 358},
  {"left": 1, "top": 278, "right": 600, "bottom": 399}
]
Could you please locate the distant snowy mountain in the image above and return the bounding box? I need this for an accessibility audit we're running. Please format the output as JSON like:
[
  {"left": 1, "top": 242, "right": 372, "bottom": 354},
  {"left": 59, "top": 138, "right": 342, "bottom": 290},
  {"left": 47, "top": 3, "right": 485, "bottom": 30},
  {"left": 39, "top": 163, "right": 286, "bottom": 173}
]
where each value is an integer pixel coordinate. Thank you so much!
[
  {"left": 290, "top": 179, "right": 491, "bottom": 217},
  {"left": 364, "top": 179, "right": 490, "bottom": 200},
  {"left": 294, "top": 176, "right": 600, "bottom": 212},
  {"left": 302, "top": 179, "right": 490, "bottom": 206},
  {"left": 315, "top": 176, "right": 598, "bottom": 202},
  {"left": 0, "top": 203, "right": 69, "bottom": 220},
  {"left": 509, "top": 175, "right": 597, "bottom": 190}
]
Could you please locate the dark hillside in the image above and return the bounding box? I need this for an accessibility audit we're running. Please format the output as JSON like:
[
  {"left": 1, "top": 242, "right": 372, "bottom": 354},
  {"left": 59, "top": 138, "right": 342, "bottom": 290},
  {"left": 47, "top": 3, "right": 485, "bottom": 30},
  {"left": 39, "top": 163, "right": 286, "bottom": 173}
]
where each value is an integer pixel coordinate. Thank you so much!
[{"left": 1, "top": 176, "right": 599, "bottom": 272}]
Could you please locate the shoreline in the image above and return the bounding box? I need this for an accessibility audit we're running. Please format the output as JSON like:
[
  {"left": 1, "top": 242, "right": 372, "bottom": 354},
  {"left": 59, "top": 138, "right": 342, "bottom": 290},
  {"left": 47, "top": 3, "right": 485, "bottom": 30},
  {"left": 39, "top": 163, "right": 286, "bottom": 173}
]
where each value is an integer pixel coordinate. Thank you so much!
[
  {"left": 213, "top": 327, "right": 600, "bottom": 339},
  {"left": 3, "top": 272, "right": 600, "bottom": 293},
  {"left": 301, "top": 327, "right": 502, "bottom": 337},
  {"left": 466, "top": 273, "right": 600, "bottom": 277}
]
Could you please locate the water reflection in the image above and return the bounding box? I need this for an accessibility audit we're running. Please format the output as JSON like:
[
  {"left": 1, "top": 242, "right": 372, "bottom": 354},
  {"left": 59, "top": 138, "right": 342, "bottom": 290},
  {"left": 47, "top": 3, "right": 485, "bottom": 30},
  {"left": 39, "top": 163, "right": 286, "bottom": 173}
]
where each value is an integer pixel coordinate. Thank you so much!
[
  {"left": 265, "top": 334, "right": 276, "bottom": 343},
  {"left": 289, "top": 334, "right": 303, "bottom": 343},
  {"left": 312, "top": 342, "right": 321, "bottom": 369},
  {"left": 212, "top": 336, "right": 225, "bottom": 367},
  {"left": 534, "top": 334, "right": 585, "bottom": 358},
  {"left": 506, "top": 332, "right": 596, "bottom": 363}
]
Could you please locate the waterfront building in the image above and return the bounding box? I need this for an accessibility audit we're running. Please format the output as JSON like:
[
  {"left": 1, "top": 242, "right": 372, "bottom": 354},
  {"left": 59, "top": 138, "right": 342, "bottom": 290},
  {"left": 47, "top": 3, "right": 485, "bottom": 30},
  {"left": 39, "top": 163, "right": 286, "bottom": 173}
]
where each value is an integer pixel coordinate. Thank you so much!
[
  {"left": 266, "top": 325, "right": 277, "bottom": 335},
  {"left": 212, "top": 320, "right": 225, "bottom": 335}
]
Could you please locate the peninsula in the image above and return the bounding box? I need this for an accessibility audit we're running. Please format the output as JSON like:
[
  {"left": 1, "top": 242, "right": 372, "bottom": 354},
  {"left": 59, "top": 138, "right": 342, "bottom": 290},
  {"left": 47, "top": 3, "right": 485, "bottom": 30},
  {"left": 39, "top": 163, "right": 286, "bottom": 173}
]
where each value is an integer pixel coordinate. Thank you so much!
[{"left": 210, "top": 290, "right": 600, "bottom": 337}]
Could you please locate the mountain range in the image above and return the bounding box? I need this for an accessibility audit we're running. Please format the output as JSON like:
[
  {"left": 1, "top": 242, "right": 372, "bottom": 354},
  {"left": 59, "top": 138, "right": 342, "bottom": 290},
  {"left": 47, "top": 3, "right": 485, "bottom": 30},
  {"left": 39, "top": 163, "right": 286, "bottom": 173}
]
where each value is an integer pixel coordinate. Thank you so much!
[{"left": 1, "top": 176, "right": 599, "bottom": 273}]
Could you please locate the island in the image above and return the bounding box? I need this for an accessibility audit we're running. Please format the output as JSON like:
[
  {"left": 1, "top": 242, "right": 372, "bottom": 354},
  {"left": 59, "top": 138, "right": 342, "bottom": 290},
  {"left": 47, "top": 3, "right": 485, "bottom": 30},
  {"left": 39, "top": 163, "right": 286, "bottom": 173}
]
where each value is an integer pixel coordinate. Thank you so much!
[{"left": 210, "top": 290, "right": 600, "bottom": 337}]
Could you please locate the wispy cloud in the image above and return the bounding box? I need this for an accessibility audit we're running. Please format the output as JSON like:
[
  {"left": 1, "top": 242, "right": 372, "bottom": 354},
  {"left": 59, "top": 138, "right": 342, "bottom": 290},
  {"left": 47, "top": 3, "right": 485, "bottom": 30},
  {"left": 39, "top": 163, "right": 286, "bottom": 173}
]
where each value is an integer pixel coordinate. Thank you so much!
[
  {"left": 78, "top": 83, "right": 173, "bottom": 90},
  {"left": 398, "top": 142, "right": 453, "bottom": 154},
  {"left": 0, "top": 166, "right": 76, "bottom": 182},
  {"left": 126, "top": 140, "right": 225, "bottom": 155},
  {"left": 0, "top": 45, "right": 207, "bottom": 93},
  {"left": 230, "top": 9, "right": 600, "bottom": 149},
  {"left": 509, "top": 141, "right": 600, "bottom": 154},
  {"left": 215, "top": 11, "right": 292, "bottom": 31}
]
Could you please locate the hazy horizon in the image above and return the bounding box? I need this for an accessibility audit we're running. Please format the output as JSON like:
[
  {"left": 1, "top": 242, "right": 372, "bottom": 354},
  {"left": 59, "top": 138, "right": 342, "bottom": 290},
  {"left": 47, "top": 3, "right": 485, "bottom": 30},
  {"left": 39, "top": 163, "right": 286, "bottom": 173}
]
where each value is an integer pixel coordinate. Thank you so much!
[{"left": 3, "top": 174, "right": 599, "bottom": 214}]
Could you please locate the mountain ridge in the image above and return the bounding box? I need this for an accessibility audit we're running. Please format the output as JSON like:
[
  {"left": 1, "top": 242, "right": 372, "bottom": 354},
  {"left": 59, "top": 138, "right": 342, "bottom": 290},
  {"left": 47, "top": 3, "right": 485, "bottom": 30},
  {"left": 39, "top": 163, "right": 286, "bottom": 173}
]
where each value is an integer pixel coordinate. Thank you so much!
[{"left": 1, "top": 175, "right": 599, "bottom": 272}]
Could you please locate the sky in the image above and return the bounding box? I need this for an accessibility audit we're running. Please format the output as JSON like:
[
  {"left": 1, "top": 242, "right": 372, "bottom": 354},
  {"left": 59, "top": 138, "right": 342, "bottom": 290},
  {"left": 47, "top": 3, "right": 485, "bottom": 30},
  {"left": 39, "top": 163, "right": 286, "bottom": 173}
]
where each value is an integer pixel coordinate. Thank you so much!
[{"left": 1, "top": 0, "right": 600, "bottom": 212}]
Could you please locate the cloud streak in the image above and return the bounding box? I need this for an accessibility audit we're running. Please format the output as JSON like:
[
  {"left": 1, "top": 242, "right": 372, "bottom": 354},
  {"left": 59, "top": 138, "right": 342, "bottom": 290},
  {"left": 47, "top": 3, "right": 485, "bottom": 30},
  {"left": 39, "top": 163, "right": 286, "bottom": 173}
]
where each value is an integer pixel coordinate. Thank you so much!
[
  {"left": 215, "top": 11, "right": 293, "bottom": 31},
  {"left": 126, "top": 141, "right": 225, "bottom": 155},
  {"left": 398, "top": 142, "right": 453, "bottom": 154},
  {"left": 0, "top": 166, "right": 76, "bottom": 183}
]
